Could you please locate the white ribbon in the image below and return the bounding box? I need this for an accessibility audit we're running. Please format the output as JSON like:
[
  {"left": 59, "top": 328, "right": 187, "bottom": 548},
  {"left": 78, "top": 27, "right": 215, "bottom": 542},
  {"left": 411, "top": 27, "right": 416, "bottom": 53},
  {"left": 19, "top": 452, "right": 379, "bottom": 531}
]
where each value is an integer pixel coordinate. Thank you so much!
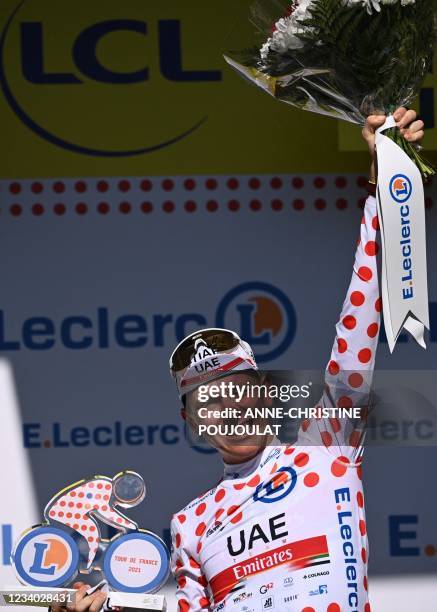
[{"left": 375, "top": 115, "right": 430, "bottom": 352}]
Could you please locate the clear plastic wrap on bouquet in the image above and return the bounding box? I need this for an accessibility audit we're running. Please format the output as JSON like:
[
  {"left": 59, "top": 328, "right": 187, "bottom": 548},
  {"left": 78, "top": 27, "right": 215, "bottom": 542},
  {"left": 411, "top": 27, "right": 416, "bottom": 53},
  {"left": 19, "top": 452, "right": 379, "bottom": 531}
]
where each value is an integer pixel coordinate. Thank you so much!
[{"left": 225, "top": 0, "right": 437, "bottom": 177}]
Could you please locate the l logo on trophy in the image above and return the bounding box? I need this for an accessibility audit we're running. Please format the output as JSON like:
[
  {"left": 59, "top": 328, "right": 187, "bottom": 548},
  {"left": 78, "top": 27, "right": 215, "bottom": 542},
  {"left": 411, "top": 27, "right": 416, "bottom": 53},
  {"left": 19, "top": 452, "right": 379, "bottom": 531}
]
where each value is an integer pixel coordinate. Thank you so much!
[{"left": 7, "top": 471, "right": 169, "bottom": 610}]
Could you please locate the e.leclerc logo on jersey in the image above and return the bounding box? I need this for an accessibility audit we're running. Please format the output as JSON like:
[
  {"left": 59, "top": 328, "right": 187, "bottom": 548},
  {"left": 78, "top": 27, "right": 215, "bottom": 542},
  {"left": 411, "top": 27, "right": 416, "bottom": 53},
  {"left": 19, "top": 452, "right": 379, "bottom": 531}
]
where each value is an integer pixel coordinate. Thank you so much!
[
  {"left": 389, "top": 174, "right": 415, "bottom": 301},
  {"left": 0, "top": 0, "right": 221, "bottom": 156},
  {"left": 0, "top": 282, "right": 296, "bottom": 364},
  {"left": 389, "top": 174, "right": 413, "bottom": 203}
]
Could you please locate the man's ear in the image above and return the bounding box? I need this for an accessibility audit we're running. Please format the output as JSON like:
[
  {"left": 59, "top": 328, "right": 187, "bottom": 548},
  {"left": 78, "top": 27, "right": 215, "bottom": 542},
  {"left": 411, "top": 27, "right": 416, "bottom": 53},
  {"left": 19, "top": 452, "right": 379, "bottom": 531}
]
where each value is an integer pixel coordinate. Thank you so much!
[{"left": 180, "top": 407, "right": 187, "bottom": 421}]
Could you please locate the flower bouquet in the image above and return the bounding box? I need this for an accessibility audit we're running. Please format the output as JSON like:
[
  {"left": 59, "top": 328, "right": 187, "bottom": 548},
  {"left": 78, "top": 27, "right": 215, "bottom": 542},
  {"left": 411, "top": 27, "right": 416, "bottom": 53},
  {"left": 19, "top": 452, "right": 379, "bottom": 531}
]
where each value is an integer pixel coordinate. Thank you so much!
[{"left": 224, "top": 0, "right": 437, "bottom": 178}]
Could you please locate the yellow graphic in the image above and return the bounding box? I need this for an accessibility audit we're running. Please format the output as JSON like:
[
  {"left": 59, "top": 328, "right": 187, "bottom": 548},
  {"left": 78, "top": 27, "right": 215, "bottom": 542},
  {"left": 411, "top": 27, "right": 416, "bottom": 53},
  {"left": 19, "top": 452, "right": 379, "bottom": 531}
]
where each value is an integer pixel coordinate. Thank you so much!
[{"left": 0, "top": 0, "right": 436, "bottom": 178}]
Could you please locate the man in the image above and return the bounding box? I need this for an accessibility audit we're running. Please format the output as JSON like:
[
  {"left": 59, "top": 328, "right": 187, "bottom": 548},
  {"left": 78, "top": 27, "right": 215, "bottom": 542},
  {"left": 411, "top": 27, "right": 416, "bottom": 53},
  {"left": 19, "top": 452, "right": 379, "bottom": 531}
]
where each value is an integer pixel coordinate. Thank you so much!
[
  {"left": 168, "top": 108, "right": 424, "bottom": 612},
  {"left": 52, "top": 108, "right": 423, "bottom": 612}
]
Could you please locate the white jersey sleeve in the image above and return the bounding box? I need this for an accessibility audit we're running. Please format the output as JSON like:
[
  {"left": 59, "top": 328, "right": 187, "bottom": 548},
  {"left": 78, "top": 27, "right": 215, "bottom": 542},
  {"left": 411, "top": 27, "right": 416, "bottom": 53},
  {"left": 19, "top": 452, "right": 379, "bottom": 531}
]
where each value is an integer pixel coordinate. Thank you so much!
[
  {"left": 171, "top": 513, "right": 210, "bottom": 612},
  {"left": 298, "top": 195, "right": 381, "bottom": 458}
]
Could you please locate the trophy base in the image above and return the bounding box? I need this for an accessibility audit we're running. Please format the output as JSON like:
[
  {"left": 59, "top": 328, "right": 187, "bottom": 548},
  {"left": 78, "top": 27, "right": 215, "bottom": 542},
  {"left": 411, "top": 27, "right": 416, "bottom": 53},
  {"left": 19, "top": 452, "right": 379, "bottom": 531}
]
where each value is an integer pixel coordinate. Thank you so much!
[{"left": 0, "top": 587, "right": 166, "bottom": 611}]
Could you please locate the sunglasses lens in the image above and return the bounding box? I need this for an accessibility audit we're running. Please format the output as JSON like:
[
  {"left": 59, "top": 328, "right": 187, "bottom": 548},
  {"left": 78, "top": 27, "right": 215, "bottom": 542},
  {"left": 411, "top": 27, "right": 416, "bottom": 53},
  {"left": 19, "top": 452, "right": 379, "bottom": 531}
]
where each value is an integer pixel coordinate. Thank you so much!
[{"left": 171, "top": 330, "right": 239, "bottom": 371}]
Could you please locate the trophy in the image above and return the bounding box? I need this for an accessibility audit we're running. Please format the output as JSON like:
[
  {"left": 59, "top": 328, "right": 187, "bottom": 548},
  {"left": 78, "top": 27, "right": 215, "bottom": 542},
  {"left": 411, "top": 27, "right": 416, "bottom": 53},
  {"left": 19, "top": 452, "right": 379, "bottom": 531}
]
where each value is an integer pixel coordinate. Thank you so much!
[{"left": 1, "top": 472, "right": 170, "bottom": 611}]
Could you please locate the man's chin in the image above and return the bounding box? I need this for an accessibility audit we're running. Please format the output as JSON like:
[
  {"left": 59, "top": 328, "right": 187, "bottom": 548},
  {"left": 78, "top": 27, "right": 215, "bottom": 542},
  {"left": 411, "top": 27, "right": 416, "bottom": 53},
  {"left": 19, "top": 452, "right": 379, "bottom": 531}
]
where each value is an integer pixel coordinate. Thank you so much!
[{"left": 214, "top": 434, "right": 272, "bottom": 462}]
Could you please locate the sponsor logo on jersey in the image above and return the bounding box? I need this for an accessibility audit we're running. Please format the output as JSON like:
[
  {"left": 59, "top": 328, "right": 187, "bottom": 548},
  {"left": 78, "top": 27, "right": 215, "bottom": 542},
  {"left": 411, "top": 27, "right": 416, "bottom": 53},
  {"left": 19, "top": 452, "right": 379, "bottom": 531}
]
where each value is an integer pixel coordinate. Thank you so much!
[
  {"left": 283, "top": 576, "right": 294, "bottom": 587},
  {"left": 303, "top": 570, "right": 330, "bottom": 580},
  {"left": 211, "top": 535, "right": 329, "bottom": 604},
  {"left": 334, "top": 487, "right": 360, "bottom": 610},
  {"left": 253, "top": 467, "right": 297, "bottom": 504},
  {"left": 259, "top": 582, "right": 273, "bottom": 594},
  {"left": 233, "top": 591, "right": 253, "bottom": 603},
  {"left": 261, "top": 596, "right": 274, "bottom": 609},
  {"left": 309, "top": 584, "right": 328, "bottom": 596},
  {"left": 389, "top": 174, "right": 413, "bottom": 204},
  {"left": 283, "top": 594, "right": 298, "bottom": 603},
  {"left": 227, "top": 513, "right": 287, "bottom": 557}
]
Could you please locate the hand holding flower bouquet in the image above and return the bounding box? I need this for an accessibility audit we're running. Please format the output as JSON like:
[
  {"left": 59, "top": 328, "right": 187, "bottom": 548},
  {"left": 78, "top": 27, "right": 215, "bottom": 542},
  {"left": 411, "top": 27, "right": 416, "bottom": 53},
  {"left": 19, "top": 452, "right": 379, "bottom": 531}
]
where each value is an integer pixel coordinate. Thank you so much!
[
  {"left": 225, "top": 0, "right": 436, "bottom": 350},
  {"left": 225, "top": 0, "right": 436, "bottom": 178}
]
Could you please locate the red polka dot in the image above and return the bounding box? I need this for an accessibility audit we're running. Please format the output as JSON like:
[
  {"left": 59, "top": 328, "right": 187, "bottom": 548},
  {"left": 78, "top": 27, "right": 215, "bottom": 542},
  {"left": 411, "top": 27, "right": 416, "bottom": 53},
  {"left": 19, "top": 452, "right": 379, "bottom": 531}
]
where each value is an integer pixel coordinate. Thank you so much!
[
  {"left": 349, "top": 430, "right": 361, "bottom": 447},
  {"left": 337, "top": 338, "right": 347, "bottom": 353},
  {"left": 81, "top": 525, "right": 87, "bottom": 531},
  {"left": 74, "top": 513, "right": 80, "bottom": 519},
  {"left": 233, "top": 482, "right": 245, "bottom": 491},
  {"left": 141, "top": 201, "right": 153, "bottom": 213},
  {"left": 97, "top": 180, "right": 108, "bottom": 192},
  {"left": 195, "top": 522, "right": 206, "bottom": 536},
  {"left": 301, "top": 420, "right": 310, "bottom": 432},
  {"left": 336, "top": 176, "right": 347, "bottom": 188},
  {"left": 293, "top": 199, "right": 305, "bottom": 210},
  {"left": 141, "top": 179, "right": 153, "bottom": 192},
  {"left": 175, "top": 533, "right": 181, "bottom": 548},
  {"left": 271, "top": 176, "right": 282, "bottom": 189},
  {"left": 98, "top": 202, "right": 110, "bottom": 214},
  {"left": 214, "top": 489, "right": 225, "bottom": 503},
  {"left": 215, "top": 508, "right": 224, "bottom": 520},
  {"left": 66, "top": 512, "right": 72, "bottom": 518},
  {"left": 32, "top": 182, "right": 43, "bottom": 194},
  {"left": 361, "top": 547, "right": 367, "bottom": 563},
  {"left": 304, "top": 472, "right": 319, "bottom": 487},
  {"left": 9, "top": 182, "right": 21, "bottom": 194},
  {"left": 294, "top": 452, "right": 309, "bottom": 467},
  {"left": 364, "top": 575, "right": 368, "bottom": 591},
  {"left": 227, "top": 505, "right": 240, "bottom": 516},
  {"left": 195, "top": 503, "right": 206, "bottom": 516},
  {"left": 162, "top": 179, "right": 174, "bottom": 191},
  {"left": 198, "top": 575, "right": 207, "bottom": 588},
  {"left": 292, "top": 177, "right": 304, "bottom": 189},
  {"left": 50, "top": 511, "right": 55, "bottom": 517},
  {"left": 227, "top": 178, "right": 239, "bottom": 190},
  {"left": 336, "top": 198, "right": 348, "bottom": 210},
  {"left": 365, "top": 241, "right": 378, "bottom": 256},
  {"left": 189, "top": 557, "right": 200, "bottom": 569},
  {"left": 331, "top": 456, "right": 350, "bottom": 477},
  {"left": 250, "top": 199, "right": 261, "bottom": 211},
  {"left": 314, "top": 177, "right": 326, "bottom": 188},
  {"left": 375, "top": 297, "right": 382, "bottom": 312},
  {"left": 206, "top": 200, "right": 218, "bottom": 212},
  {"left": 58, "top": 511, "right": 64, "bottom": 517},
  {"left": 301, "top": 608, "right": 315, "bottom": 612},
  {"left": 367, "top": 323, "right": 379, "bottom": 338},
  {"left": 177, "top": 576, "right": 186, "bottom": 588},
  {"left": 118, "top": 180, "right": 130, "bottom": 192},
  {"left": 76, "top": 203, "right": 87, "bottom": 215},
  {"left": 163, "top": 201, "right": 175, "bottom": 213},
  {"left": 60, "top": 501, "right": 66, "bottom": 507},
  {"left": 119, "top": 202, "right": 131, "bottom": 214},
  {"left": 199, "top": 597, "right": 209, "bottom": 609},
  {"left": 359, "top": 520, "right": 367, "bottom": 535},
  {"left": 52, "top": 181, "right": 65, "bottom": 194},
  {"left": 32, "top": 204, "right": 44, "bottom": 216},
  {"left": 230, "top": 512, "right": 243, "bottom": 524},
  {"left": 348, "top": 373, "right": 363, "bottom": 388},
  {"left": 271, "top": 199, "right": 283, "bottom": 211},
  {"left": 284, "top": 446, "right": 295, "bottom": 455},
  {"left": 330, "top": 418, "right": 341, "bottom": 433},
  {"left": 321, "top": 431, "right": 333, "bottom": 447},
  {"left": 178, "top": 599, "right": 189, "bottom": 612},
  {"left": 327, "top": 604, "right": 341, "bottom": 612},
  {"left": 228, "top": 200, "right": 239, "bottom": 211},
  {"left": 358, "top": 348, "right": 372, "bottom": 364},
  {"left": 328, "top": 360, "right": 340, "bottom": 375},
  {"left": 177, "top": 514, "right": 186, "bottom": 524},
  {"left": 196, "top": 541, "right": 202, "bottom": 553},
  {"left": 315, "top": 198, "right": 326, "bottom": 210},
  {"left": 357, "top": 491, "right": 364, "bottom": 507},
  {"left": 338, "top": 395, "right": 353, "bottom": 409},
  {"left": 10, "top": 204, "right": 22, "bottom": 216},
  {"left": 247, "top": 475, "right": 261, "bottom": 487},
  {"left": 184, "top": 178, "right": 196, "bottom": 190},
  {"left": 249, "top": 177, "right": 260, "bottom": 189},
  {"left": 54, "top": 203, "right": 66, "bottom": 215},
  {"left": 372, "top": 215, "right": 380, "bottom": 230},
  {"left": 185, "top": 200, "right": 196, "bottom": 212},
  {"left": 75, "top": 181, "right": 87, "bottom": 193},
  {"left": 350, "top": 291, "right": 365, "bottom": 306},
  {"left": 358, "top": 266, "right": 373, "bottom": 281},
  {"left": 206, "top": 178, "right": 217, "bottom": 190},
  {"left": 73, "top": 524, "right": 79, "bottom": 530},
  {"left": 357, "top": 176, "right": 368, "bottom": 187}
]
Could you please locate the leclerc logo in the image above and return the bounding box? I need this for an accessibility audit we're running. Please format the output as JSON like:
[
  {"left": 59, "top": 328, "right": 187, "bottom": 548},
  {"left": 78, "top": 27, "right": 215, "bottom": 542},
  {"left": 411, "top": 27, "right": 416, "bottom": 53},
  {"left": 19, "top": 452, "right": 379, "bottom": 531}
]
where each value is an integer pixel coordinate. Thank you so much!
[
  {"left": 0, "top": 0, "right": 221, "bottom": 156},
  {"left": 216, "top": 282, "right": 296, "bottom": 362},
  {"left": 0, "top": 282, "right": 296, "bottom": 363},
  {"left": 13, "top": 527, "right": 79, "bottom": 587},
  {"left": 389, "top": 174, "right": 413, "bottom": 203}
]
